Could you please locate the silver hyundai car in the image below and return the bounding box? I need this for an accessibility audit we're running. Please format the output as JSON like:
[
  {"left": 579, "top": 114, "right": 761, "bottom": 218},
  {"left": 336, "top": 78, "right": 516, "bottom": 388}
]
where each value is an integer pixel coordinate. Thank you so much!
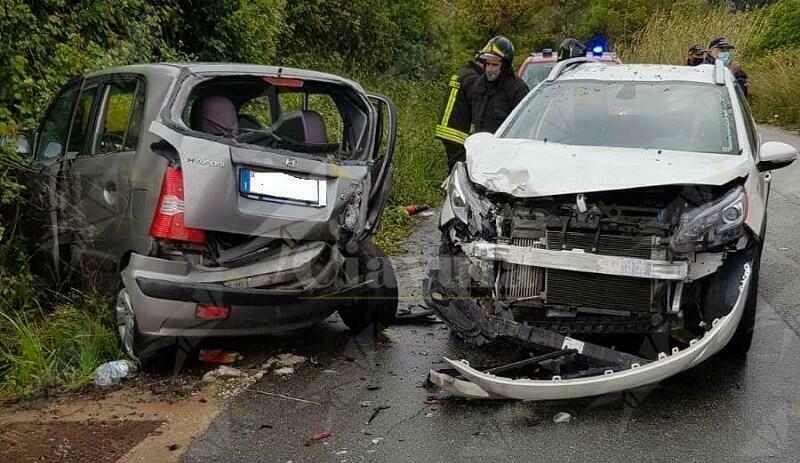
[
  {"left": 426, "top": 59, "right": 798, "bottom": 400},
  {"left": 26, "top": 63, "right": 399, "bottom": 367}
]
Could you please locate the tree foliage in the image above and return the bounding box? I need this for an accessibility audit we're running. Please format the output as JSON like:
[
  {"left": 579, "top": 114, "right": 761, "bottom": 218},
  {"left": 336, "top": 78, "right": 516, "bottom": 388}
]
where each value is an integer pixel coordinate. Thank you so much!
[{"left": 762, "top": 0, "right": 800, "bottom": 50}]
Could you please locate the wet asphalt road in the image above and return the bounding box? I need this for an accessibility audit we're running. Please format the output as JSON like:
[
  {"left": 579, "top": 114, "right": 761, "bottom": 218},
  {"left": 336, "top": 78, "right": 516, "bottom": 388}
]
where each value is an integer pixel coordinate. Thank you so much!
[{"left": 185, "top": 126, "right": 800, "bottom": 463}]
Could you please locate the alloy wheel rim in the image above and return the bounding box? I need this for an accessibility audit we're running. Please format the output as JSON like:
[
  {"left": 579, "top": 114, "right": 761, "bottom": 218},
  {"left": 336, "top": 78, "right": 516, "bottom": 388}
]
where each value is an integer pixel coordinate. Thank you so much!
[{"left": 116, "top": 288, "right": 137, "bottom": 360}]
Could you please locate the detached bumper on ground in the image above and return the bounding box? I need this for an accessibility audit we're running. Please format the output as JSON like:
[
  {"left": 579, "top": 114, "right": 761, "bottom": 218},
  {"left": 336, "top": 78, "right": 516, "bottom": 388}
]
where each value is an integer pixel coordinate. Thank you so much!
[
  {"left": 122, "top": 242, "right": 366, "bottom": 337},
  {"left": 426, "top": 254, "right": 752, "bottom": 400}
]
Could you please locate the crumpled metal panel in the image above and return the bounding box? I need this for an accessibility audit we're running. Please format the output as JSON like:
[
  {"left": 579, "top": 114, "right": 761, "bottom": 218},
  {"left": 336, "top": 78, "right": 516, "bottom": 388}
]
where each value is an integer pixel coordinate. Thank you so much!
[
  {"left": 429, "top": 262, "right": 751, "bottom": 401},
  {"left": 464, "top": 134, "right": 751, "bottom": 198}
]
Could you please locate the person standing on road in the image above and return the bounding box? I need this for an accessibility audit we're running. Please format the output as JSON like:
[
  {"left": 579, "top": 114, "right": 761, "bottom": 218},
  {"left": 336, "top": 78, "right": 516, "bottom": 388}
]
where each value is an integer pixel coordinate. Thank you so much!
[
  {"left": 687, "top": 43, "right": 706, "bottom": 66},
  {"left": 471, "top": 36, "right": 530, "bottom": 134},
  {"left": 704, "top": 37, "right": 749, "bottom": 97},
  {"left": 435, "top": 53, "right": 484, "bottom": 171}
]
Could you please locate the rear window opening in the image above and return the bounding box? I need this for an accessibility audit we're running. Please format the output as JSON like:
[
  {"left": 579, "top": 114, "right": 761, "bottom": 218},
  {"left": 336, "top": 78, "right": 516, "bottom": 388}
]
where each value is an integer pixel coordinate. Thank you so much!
[{"left": 181, "top": 75, "right": 369, "bottom": 159}]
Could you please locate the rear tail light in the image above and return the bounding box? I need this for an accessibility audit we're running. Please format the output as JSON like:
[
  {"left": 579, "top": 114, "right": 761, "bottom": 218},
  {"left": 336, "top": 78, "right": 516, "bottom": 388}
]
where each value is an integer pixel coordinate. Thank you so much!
[
  {"left": 150, "top": 166, "right": 205, "bottom": 243},
  {"left": 195, "top": 304, "right": 230, "bottom": 320}
]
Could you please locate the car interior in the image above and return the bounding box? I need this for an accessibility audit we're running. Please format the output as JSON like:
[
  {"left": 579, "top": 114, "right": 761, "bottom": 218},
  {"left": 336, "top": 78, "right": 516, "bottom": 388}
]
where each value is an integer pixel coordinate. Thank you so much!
[{"left": 182, "top": 76, "right": 370, "bottom": 158}]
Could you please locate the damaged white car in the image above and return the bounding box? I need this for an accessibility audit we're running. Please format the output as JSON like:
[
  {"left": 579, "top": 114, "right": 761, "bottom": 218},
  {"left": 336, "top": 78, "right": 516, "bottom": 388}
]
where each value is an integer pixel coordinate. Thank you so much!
[{"left": 425, "top": 59, "right": 798, "bottom": 400}]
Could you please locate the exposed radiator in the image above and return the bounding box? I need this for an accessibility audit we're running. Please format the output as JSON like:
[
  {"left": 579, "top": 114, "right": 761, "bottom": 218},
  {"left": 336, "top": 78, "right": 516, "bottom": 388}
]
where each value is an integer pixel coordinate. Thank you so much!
[
  {"left": 546, "top": 231, "right": 655, "bottom": 312},
  {"left": 500, "top": 231, "right": 658, "bottom": 312},
  {"left": 502, "top": 237, "right": 545, "bottom": 299}
]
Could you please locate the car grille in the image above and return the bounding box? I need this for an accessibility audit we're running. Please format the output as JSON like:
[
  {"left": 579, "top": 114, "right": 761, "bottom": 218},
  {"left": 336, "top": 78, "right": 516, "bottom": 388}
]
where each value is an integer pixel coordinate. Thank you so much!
[{"left": 501, "top": 231, "right": 657, "bottom": 313}]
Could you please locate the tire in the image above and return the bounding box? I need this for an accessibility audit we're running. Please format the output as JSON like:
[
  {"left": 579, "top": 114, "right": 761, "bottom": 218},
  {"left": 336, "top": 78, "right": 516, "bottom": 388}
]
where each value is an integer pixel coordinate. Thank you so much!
[
  {"left": 338, "top": 241, "right": 399, "bottom": 333},
  {"left": 116, "top": 287, "right": 184, "bottom": 372},
  {"left": 724, "top": 246, "right": 761, "bottom": 356}
]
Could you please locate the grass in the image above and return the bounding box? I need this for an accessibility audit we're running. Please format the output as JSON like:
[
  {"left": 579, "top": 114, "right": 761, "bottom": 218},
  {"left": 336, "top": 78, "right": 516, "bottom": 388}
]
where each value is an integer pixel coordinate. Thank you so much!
[
  {"left": 366, "top": 79, "right": 448, "bottom": 254},
  {"left": 0, "top": 290, "right": 121, "bottom": 400},
  {"left": 748, "top": 49, "right": 800, "bottom": 128},
  {"left": 619, "top": 4, "right": 799, "bottom": 130},
  {"left": 619, "top": 6, "right": 773, "bottom": 65}
]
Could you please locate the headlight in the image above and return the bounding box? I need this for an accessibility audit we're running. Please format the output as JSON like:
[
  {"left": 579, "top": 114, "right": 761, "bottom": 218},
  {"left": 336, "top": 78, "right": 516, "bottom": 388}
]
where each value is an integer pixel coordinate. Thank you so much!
[
  {"left": 447, "top": 165, "right": 471, "bottom": 223},
  {"left": 445, "top": 163, "right": 494, "bottom": 237},
  {"left": 670, "top": 186, "right": 748, "bottom": 253}
]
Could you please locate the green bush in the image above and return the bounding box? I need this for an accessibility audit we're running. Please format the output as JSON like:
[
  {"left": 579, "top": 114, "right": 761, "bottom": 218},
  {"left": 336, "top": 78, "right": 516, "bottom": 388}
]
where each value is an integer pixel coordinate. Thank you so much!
[
  {"left": 282, "top": 0, "right": 440, "bottom": 75},
  {"left": 171, "top": 0, "right": 286, "bottom": 64},
  {"left": 762, "top": 0, "right": 800, "bottom": 51},
  {"left": 0, "top": 0, "right": 183, "bottom": 127},
  {"left": 749, "top": 49, "right": 800, "bottom": 128}
]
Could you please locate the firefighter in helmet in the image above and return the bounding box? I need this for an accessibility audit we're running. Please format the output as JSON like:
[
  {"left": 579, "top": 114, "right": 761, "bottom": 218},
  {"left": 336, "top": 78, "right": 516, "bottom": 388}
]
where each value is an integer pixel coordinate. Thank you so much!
[{"left": 470, "top": 35, "right": 530, "bottom": 135}]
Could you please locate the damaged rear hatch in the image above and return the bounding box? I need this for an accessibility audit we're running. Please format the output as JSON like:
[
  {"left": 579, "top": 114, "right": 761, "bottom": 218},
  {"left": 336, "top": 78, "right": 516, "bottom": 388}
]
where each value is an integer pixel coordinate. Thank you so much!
[{"left": 149, "top": 65, "right": 390, "bottom": 242}]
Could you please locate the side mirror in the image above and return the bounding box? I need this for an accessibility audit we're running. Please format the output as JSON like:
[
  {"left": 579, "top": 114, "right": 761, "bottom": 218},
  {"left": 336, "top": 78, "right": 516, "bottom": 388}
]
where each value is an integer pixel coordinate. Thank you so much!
[{"left": 758, "top": 141, "right": 798, "bottom": 172}]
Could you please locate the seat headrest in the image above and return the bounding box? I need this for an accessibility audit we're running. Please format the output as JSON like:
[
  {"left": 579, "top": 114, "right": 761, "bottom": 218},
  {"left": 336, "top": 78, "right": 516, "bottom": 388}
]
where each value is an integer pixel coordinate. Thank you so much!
[{"left": 191, "top": 96, "right": 238, "bottom": 137}]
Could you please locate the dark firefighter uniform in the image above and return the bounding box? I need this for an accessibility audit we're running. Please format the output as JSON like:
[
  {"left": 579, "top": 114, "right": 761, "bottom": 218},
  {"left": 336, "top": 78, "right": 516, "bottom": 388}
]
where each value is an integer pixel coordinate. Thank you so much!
[
  {"left": 471, "top": 36, "right": 530, "bottom": 134},
  {"left": 435, "top": 60, "right": 482, "bottom": 170}
]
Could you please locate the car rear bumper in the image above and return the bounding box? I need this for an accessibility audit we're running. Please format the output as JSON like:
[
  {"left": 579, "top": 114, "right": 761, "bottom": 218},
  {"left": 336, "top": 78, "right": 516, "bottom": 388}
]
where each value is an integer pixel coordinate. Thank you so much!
[
  {"left": 428, "top": 260, "right": 753, "bottom": 400},
  {"left": 121, "top": 242, "right": 364, "bottom": 337}
]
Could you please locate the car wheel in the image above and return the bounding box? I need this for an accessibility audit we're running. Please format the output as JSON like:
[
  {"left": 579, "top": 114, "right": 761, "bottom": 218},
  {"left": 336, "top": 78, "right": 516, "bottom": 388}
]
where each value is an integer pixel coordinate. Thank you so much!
[
  {"left": 115, "top": 287, "right": 182, "bottom": 372},
  {"left": 724, "top": 246, "right": 761, "bottom": 356},
  {"left": 338, "top": 241, "right": 399, "bottom": 333}
]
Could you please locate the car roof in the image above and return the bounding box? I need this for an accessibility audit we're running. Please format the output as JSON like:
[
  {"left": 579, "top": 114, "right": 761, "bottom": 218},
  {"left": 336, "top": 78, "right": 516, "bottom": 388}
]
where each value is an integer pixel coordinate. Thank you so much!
[
  {"left": 558, "top": 62, "right": 718, "bottom": 84},
  {"left": 84, "top": 62, "right": 363, "bottom": 88}
]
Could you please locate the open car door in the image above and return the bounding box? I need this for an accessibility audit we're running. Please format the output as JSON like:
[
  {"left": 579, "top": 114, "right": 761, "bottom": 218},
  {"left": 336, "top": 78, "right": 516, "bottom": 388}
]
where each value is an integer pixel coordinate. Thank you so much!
[{"left": 363, "top": 92, "right": 397, "bottom": 239}]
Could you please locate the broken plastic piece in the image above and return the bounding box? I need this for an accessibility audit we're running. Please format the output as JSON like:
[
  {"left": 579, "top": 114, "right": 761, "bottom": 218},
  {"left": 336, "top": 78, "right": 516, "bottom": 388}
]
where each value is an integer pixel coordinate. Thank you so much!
[
  {"left": 199, "top": 349, "right": 241, "bottom": 364},
  {"left": 311, "top": 431, "right": 331, "bottom": 443},
  {"left": 202, "top": 365, "right": 246, "bottom": 383},
  {"left": 553, "top": 412, "right": 572, "bottom": 423}
]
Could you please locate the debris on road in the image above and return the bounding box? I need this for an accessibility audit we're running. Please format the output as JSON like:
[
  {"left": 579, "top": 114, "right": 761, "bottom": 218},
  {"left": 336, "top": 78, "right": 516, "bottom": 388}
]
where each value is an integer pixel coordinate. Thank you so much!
[
  {"left": 274, "top": 367, "right": 295, "bottom": 377},
  {"left": 553, "top": 412, "right": 572, "bottom": 423},
  {"left": 264, "top": 353, "right": 307, "bottom": 371},
  {"left": 423, "top": 397, "right": 444, "bottom": 406},
  {"left": 367, "top": 406, "right": 391, "bottom": 424},
  {"left": 202, "top": 365, "right": 245, "bottom": 383},
  {"left": 360, "top": 401, "right": 372, "bottom": 407},
  {"left": 403, "top": 204, "right": 430, "bottom": 216},
  {"left": 248, "top": 389, "right": 322, "bottom": 406},
  {"left": 199, "top": 349, "right": 243, "bottom": 364},
  {"left": 94, "top": 360, "right": 137, "bottom": 387},
  {"left": 366, "top": 385, "right": 381, "bottom": 391},
  {"left": 311, "top": 431, "right": 331, "bottom": 443},
  {"left": 394, "top": 305, "right": 440, "bottom": 324},
  {"left": 371, "top": 437, "right": 384, "bottom": 445}
]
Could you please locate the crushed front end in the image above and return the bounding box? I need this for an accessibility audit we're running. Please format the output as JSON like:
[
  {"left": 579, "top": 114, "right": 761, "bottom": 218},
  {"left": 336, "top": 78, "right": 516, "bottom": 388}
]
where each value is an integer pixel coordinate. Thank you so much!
[{"left": 424, "top": 163, "right": 756, "bottom": 399}]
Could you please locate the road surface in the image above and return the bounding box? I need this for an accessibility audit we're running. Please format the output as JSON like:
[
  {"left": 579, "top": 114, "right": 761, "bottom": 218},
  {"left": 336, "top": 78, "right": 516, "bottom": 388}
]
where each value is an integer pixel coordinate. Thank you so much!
[{"left": 185, "top": 126, "right": 800, "bottom": 463}]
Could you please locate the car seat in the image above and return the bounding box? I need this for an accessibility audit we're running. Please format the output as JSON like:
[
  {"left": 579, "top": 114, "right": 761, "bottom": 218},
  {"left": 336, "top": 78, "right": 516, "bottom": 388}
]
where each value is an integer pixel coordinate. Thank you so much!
[
  {"left": 271, "top": 110, "right": 329, "bottom": 144},
  {"left": 190, "top": 96, "right": 239, "bottom": 137}
]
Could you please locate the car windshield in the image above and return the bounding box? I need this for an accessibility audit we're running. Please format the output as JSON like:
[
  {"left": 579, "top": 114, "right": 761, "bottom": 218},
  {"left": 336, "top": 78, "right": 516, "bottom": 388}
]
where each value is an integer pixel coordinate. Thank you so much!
[
  {"left": 503, "top": 80, "right": 738, "bottom": 155},
  {"left": 521, "top": 62, "right": 555, "bottom": 88}
]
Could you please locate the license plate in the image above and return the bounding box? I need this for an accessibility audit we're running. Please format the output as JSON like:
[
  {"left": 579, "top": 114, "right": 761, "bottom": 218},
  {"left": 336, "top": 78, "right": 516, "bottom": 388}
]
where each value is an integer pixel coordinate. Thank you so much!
[{"left": 240, "top": 169, "right": 327, "bottom": 207}]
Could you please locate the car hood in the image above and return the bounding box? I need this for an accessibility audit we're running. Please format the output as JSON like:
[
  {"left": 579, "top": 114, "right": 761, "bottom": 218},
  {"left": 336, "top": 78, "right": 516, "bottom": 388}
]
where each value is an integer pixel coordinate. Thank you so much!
[{"left": 465, "top": 135, "right": 752, "bottom": 197}]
